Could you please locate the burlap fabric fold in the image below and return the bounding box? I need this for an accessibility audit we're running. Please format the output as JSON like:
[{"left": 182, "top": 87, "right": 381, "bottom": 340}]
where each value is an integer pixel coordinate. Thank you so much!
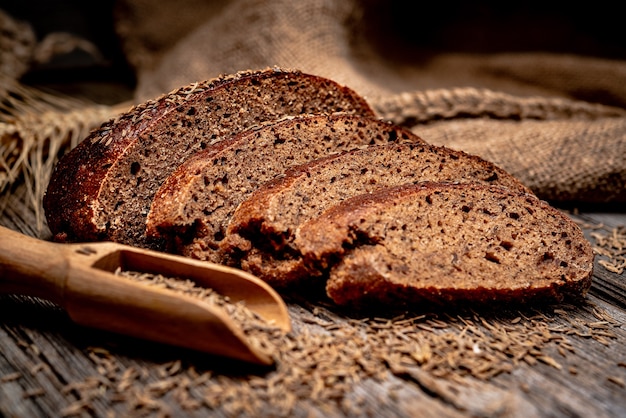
[
  {"left": 0, "top": 9, "right": 125, "bottom": 234},
  {"left": 113, "top": 0, "right": 625, "bottom": 204},
  {"left": 3, "top": 0, "right": 625, "bottom": 214}
]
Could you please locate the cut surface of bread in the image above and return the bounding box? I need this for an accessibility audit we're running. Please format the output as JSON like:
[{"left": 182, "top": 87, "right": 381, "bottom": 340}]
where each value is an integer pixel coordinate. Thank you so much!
[
  {"left": 146, "top": 114, "right": 425, "bottom": 261},
  {"left": 222, "top": 142, "right": 533, "bottom": 285},
  {"left": 43, "top": 68, "right": 375, "bottom": 248},
  {"left": 296, "top": 183, "right": 593, "bottom": 307}
]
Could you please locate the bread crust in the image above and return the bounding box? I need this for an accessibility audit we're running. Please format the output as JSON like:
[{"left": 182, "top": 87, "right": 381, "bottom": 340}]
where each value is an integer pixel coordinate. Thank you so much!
[
  {"left": 222, "top": 142, "right": 533, "bottom": 285},
  {"left": 296, "top": 183, "right": 594, "bottom": 306},
  {"left": 145, "top": 114, "right": 424, "bottom": 260},
  {"left": 43, "top": 68, "right": 375, "bottom": 245}
]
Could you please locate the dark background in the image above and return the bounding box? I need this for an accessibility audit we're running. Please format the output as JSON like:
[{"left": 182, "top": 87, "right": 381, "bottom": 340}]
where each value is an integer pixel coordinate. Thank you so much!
[{"left": 3, "top": 1, "right": 625, "bottom": 98}]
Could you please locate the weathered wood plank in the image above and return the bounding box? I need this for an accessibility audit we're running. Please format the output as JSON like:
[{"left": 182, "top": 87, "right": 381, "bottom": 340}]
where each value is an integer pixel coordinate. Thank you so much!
[
  {"left": 491, "top": 294, "right": 626, "bottom": 418},
  {"left": 2, "top": 288, "right": 624, "bottom": 417},
  {"left": 1, "top": 185, "right": 625, "bottom": 417},
  {"left": 575, "top": 212, "right": 626, "bottom": 309}
]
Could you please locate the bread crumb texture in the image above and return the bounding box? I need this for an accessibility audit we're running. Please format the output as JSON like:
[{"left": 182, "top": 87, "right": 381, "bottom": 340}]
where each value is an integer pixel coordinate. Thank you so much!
[
  {"left": 44, "top": 68, "right": 374, "bottom": 247},
  {"left": 300, "top": 183, "right": 594, "bottom": 306}
]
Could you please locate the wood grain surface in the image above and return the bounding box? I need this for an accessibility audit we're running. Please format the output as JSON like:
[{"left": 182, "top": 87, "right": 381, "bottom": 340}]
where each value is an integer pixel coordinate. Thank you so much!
[{"left": 1, "top": 184, "right": 624, "bottom": 418}]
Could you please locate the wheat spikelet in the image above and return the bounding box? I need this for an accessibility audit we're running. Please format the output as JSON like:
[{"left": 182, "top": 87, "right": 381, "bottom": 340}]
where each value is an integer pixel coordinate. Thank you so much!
[{"left": 0, "top": 74, "right": 125, "bottom": 233}]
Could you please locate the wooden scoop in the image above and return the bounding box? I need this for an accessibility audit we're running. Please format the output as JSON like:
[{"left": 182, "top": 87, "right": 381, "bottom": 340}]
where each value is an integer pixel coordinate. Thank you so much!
[{"left": 0, "top": 225, "right": 290, "bottom": 365}]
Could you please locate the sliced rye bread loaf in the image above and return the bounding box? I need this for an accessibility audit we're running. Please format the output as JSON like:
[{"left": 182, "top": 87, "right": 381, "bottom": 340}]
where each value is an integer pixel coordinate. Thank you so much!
[
  {"left": 43, "top": 68, "right": 375, "bottom": 248},
  {"left": 221, "top": 142, "right": 533, "bottom": 286},
  {"left": 146, "top": 114, "right": 425, "bottom": 261},
  {"left": 296, "top": 182, "right": 594, "bottom": 307}
]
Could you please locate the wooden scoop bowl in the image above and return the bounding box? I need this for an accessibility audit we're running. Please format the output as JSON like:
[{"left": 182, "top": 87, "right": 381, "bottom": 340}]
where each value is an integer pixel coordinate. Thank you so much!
[{"left": 0, "top": 225, "right": 290, "bottom": 365}]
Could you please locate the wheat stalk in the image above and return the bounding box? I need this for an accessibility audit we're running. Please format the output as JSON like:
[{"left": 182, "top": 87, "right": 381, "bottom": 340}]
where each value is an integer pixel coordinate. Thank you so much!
[{"left": 0, "top": 74, "right": 124, "bottom": 234}]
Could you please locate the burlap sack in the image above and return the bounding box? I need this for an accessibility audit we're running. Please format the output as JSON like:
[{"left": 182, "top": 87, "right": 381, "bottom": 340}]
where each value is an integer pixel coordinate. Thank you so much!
[
  {"left": 113, "top": 0, "right": 626, "bottom": 204},
  {"left": 2, "top": 0, "right": 625, "bottom": 224},
  {"left": 0, "top": 10, "right": 123, "bottom": 233}
]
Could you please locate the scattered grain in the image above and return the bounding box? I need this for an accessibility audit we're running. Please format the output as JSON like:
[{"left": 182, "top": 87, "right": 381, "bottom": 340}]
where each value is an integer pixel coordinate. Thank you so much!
[
  {"left": 9, "top": 265, "right": 618, "bottom": 416},
  {"left": 0, "top": 372, "right": 22, "bottom": 382},
  {"left": 590, "top": 225, "right": 626, "bottom": 275},
  {"left": 537, "top": 356, "right": 562, "bottom": 370},
  {"left": 29, "top": 362, "right": 50, "bottom": 375},
  {"left": 29, "top": 343, "right": 40, "bottom": 356},
  {"left": 607, "top": 376, "right": 625, "bottom": 388},
  {"left": 22, "top": 387, "right": 45, "bottom": 398},
  {"left": 60, "top": 399, "right": 93, "bottom": 417}
]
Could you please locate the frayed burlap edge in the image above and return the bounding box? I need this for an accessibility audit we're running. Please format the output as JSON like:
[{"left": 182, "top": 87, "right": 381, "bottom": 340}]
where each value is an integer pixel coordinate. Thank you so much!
[
  {"left": 372, "top": 87, "right": 626, "bottom": 125},
  {"left": 0, "top": 8, "right": 127, "bottom": 235},
  {"left": 372, "top": 88, "right": 626, "bottom": 203},
  {"left": 0, "top": 75, "right": 124, "bottom": 235}
]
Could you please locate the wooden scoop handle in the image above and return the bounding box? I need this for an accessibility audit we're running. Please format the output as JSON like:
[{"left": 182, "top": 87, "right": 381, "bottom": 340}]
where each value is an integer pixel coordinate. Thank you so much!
[
  {"left": 0, "top": 225, "right": 290, "bottom": 330},
  {"left": 0, "top": 225, "right": 69, "bottom": 304},
  {"left": 0, "top": 225, "right": 279, "bottom": 364}
]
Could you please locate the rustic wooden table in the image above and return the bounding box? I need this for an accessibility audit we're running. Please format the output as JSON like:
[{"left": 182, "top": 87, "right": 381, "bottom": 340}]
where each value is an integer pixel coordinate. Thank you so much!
[{"left": 1, "top": 185, "right": 624, "bottom": 418}]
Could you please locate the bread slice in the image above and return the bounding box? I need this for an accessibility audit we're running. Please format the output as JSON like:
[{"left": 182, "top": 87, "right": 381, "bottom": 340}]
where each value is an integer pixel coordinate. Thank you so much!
[
  {"left": 146, "top": 114, "right": 425, "bottom": 261},
  {"left": 298, "top": 183, "right": 594, "bottom": 307},
  {"left": 221, "top": 142, "right": 533, "bottom": 286},
  {"left": 43, "top": 68, "right": 375, "bottom": 247}
]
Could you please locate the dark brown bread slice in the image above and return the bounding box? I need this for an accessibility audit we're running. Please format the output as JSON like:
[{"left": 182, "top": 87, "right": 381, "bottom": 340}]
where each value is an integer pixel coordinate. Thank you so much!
[
  {"left": 43, "top": 68, "right": 375, "bottom": 248},
  {"left": 146, "top": 114, "right": 425, "bottom": 261},
  {"left": 222, "top": 142, "right": 533, "bottom": 286},
  {"left": 296, "top": 183, "right": 594, "bottom": 307}
]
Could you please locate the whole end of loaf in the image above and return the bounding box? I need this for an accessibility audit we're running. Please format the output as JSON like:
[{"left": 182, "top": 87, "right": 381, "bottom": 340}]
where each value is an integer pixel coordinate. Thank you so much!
[{"left": 45, "top": 68, "right": 376, "bottom": 246}]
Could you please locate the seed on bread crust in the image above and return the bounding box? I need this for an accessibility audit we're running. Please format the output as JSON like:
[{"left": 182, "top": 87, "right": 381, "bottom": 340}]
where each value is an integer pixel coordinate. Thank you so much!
[{"left": 44, "top": 68, "right": 375, "bottom": 248}]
